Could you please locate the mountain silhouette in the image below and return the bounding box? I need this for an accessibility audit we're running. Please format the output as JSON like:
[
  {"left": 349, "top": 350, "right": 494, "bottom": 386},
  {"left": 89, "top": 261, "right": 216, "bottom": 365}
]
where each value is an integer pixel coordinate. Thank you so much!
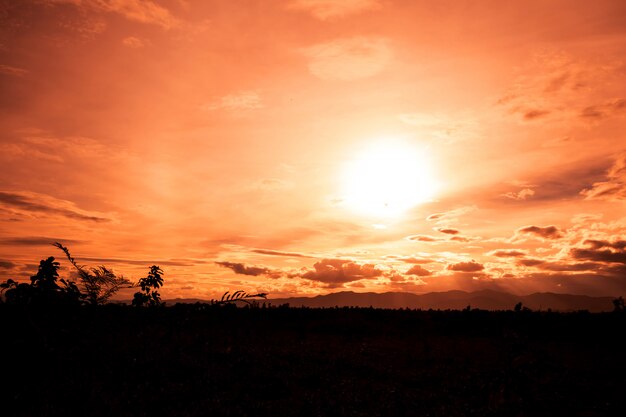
[{"left": 258, "top": 290, "right": 616, "bottom": 312}]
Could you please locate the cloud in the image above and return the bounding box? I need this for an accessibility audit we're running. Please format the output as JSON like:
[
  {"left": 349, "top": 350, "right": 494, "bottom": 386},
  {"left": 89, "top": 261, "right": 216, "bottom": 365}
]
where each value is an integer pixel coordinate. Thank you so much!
[
  {"left": 517, "top": 225, "right": 562, "bottom": 239},
  {"left": 447, "top": 261, "right": 484, "bottom": 272},
  {"left": 0, "top": 64, "right": 28, "bottom": 77},
  {"left": 426, "top": 206, "right": 476, "bottom": 223},
  {"left": 580, "top": 154, "right": 626, "bottom": 201},
  {"left": 517, "top": 258, "right": 547, "bottom": 267},
  {"left": 405, "top": 265, "right": 431, "bottom": 276},
  {"left": 396, "top": 113, "right": 480, "bottom": 144},
  {"left": 581, "top": 239, "right": 626, "bottom": 250},
  {"left": 502, "top": 188, "right": 535, "bottom": 200},
  {"left": 0, "top": 261, "right": 16, "bottom": 269},
  {"left": 0, "top": 237, "right": 85, "bottom": 246},
  {"left": 0, "top": 191, "right": 110, "bottom": 222},
  {"left": 488, "top": 249, "right": 528, "bottom": 258},
  {"left": 579, "top": 98, "right": 626, "bottom": 120},
  {"left": 49, "top": 0, "right": 180, "bottom": 29},
  {"left": 523, "top": 109, "right": 551, "bottom": 120},
  {"left": 497, "top": 51, "right": 625, "bottom": 124},
  {"left": 122, "top": 36, "right": 145, "bottom": 48},
  {"left": 294, "top": 258, "right": 384, "bottom": 284},
  {"left": 303, "top": 37, "right": 391, "bottom": 81},
  {"left": 203, "top": 91, "right": 263, "bottom": 111},
  {"left": 570, "top": 239, "right": 626, "bottom": 264},
  {"left": 251, "top": 178, "right": 293, "bottom": 191},
  {"left": 81, "top": 257, "right": 199, "bottom": 267},
  {"left": 406, "top": 235, "right": 444, "bottom": 243},
  {"left": 215, "top": 261, "right": 282, "bottom": 278},
  {"left": 449, "top": 236, "right": 473, "bottom": 243},
  {"left": 395, "top": 256, "right": 434, "bottom": 264},
  {"left": 288, "top": 0, "right": 380, "bottom": 20},
  {"left": 250, "top": 248, "right": 313, "bottom": 258},
  {"left": 435, "top": 228, "right": 459, "bottom": 235}
]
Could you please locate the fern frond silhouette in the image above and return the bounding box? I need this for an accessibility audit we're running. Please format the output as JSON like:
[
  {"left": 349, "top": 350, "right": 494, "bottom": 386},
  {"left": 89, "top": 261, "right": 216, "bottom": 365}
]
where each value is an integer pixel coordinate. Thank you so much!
[
  {"left": 54, "top": 242, "right": 131, "bottom": 305},
  {"left": 212, "top": 290, "right": 268, "bottom": 306}
]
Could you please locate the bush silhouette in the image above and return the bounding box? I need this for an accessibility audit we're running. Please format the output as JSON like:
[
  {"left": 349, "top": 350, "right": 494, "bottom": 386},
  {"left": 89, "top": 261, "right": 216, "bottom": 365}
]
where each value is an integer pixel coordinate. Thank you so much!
[
  {"left": 0, "top": 256, "right": 81, "bottom": 306},
  {"left": 133, "top": 265, "right": 165, "bottom": 307}
]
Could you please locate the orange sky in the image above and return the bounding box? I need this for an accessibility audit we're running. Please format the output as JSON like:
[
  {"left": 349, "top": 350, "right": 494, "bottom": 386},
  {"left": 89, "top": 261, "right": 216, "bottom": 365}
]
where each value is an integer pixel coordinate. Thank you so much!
[{"left": 1, "top": 0, "right": 625, "bottom": 299}]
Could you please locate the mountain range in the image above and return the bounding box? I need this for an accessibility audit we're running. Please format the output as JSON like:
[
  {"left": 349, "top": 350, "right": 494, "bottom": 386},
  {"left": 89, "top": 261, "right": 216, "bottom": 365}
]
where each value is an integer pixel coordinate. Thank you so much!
[{"left": 167, "top": 290, "right": 619, "bottom": 312}]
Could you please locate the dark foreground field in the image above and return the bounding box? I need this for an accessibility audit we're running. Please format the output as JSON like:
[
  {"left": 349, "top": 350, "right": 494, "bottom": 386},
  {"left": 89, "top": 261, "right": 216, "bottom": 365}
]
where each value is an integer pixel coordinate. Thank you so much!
[{"left": 2, "top": 305, "right": 625, "bottom": 417}]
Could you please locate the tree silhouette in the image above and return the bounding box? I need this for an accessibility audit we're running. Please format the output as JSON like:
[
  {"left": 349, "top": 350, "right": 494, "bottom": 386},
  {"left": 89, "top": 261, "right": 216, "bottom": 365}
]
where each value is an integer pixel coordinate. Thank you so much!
[
  {"left": 133, "top": 265, "right": 164, "bottom": 307},
  {"left": 0, "top": 256, "right": 81, "bottom": 306},
  {"left": 54, "top": 242, "right": 131, "bottom": 305}
]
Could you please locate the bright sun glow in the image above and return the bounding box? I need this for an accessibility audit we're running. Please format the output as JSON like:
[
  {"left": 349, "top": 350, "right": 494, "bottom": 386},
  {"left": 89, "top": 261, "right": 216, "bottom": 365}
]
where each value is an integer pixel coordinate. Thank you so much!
[{"left": 341, "top": 140, "right": 437, "bottom": 218}]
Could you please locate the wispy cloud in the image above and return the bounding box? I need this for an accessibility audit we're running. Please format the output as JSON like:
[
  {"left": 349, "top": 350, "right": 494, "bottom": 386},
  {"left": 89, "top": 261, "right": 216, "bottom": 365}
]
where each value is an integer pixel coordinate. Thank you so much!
[
  {"left": 0, "top": 64, "right": 28, "bottom": 77},
  {"left": 501, "top": 188, "right": 535, "bottom": 200},
  {"left": 287, "top": 0, "right": 380, "bottom": 20},
  {"left": 45, "top": 0, "right": 180, "bottom": 29},
  {"left": 580, "top": 154, "right": 626, "bottom": 201},
  {"left": 122, "top": 36, "right": 145, "bottom": 48},
  {"left": 303, "top": 37, "right": 391, "bottom": 81},
  {"left": 250, "top": 248, "right": 313, "bottom": 258},
  {"left": 0, "top": 191, "right": 110, "bottom": 222},
  {"left": 203, "top": 91, "right": 263, "bottom": 111},
  {"left": 0, "top": 236, "right": 85, "bottom": 246}
]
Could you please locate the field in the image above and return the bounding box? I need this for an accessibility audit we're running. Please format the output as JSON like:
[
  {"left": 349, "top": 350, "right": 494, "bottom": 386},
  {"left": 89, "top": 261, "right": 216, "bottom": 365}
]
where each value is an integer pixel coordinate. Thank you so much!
[{"left": 2, "top": 304, "right": 625, "bottom": 417}]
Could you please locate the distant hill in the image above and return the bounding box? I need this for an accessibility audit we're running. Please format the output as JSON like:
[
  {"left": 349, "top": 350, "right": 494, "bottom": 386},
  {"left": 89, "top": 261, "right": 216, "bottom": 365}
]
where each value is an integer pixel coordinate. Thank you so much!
[
  {"left": 261, "top": 290, "right": 617, "bottom": 312},
  {"left": 164, "top": 290, "right": 617, "bottom": 312}
]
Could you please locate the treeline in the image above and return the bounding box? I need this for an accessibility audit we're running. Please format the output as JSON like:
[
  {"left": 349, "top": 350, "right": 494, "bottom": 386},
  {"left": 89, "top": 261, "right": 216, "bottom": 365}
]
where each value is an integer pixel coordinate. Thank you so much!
[
  {"left": 0, "top": 242, "right": 268, "bottom": 308},
  {"left": 0, "top": 242, "right": 163, "bottom": 308}
]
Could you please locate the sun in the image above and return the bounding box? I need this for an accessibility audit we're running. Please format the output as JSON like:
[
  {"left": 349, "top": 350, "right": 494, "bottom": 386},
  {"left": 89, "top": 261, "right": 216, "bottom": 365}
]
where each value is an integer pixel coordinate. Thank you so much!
[{"left": 341, "top": 140, "right": 437, "bottom": 218}]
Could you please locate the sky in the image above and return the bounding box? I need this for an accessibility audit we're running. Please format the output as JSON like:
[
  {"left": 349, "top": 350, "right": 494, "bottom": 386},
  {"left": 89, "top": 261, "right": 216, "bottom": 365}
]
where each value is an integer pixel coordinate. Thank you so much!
[{"left": 1, "top": 0, "right": 625, "bottom": 300}]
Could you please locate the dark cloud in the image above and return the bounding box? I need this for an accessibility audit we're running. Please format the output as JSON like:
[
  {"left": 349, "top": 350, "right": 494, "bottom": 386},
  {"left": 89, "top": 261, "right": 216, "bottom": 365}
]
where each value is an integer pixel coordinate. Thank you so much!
[
  {"left": 82, "top": 257, "right": 200, "bottom": 267},
  {"left": 579, "top": 98, "right": 626, "bottom": 120},
  {"left": 538, "top": 261, "right": 605, "bottom": 272},
  {"left": 518, "top": 225, "right": 562, "bottom": 239},
  {"left": 0, "top": 260, "right": 16, "bottom": 269},
  {"left": 405, "top": 265, "right": 431, "bottom": 276},
  {"left": 582, "top": 239, "right": 626, "bottom": 250},
  {"left": 215, "top": 261, "right": 281, "bottom": 278},
  {"left": 517, "top": 258, "right": 546, "bottom": 267},
  {"left": 435, "top": 228, "right": 459, "bottom": 235},
  {"left": 580, "top": 154, "right": 626, "bottom": 201},
  {"left": 0, "top": 191, "right": 109, "bottom": 222},
  {"left": 294, "top": 258, "right": 384, "bottom": 284},
  {"left": 250, "top": 248, "right": 312, "bottom": 258},
  {"left": 0, "top": 236, "right": 85, "bottom": 246},
  {"left": 489, "top": 249, "right": 528, "bottom": 258},
  {"left": 523, "top": 109, "right": 550, "bottom": 120},
  {"left": 447, "top": 261, "right": 484, "bottom": 272},
  {"left": 570, "top": 247, "right": 626, "bottom": 264},
  {"left": 449, "top": 236, "right": 471, "bottom": 242}
]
